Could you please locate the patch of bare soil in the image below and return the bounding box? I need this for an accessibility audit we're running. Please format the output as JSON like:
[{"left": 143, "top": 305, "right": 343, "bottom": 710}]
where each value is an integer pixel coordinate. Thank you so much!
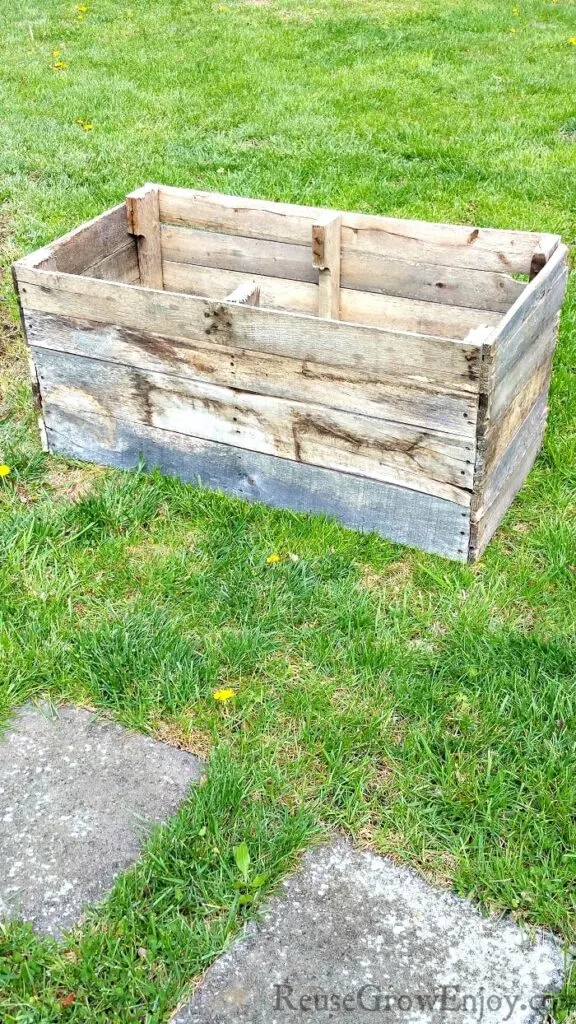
[{"left": 45, "top": 463, "right": 104, "bottom": 501}]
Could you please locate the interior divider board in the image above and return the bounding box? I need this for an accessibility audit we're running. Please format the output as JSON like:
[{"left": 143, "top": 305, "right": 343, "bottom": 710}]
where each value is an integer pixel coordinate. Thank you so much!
[
  {"left": 126, "top": 185, "right": 163, "bottom": 289},
  {"left": 17, "top": 204, "right": 134, "bottom": 275},
  {"left": 24, "top": 311, "right": 479, "bottom": 437},
  {"left": 43, "top": 405, "right": 471, "bottom": 561},
  {"left": 32, "top": 346, "right": 475, "bottom": 504},
  {"left": 312, "top": 213, "right": 341, "bottom": 319},
  {"left": 157, "top": 185, "right": 558, "bottom": 275},
  {"left": 225, "top": 281, "right": 260, "bottom": 306},
  {"left": 161, "top": 261, "right": 502, "bottom": 340},
  {"left": 160, "top": 224, "right": 524, "bottom": 313},
  {"left": 14, "top": 267, "right": 484, "bottom": 393}
]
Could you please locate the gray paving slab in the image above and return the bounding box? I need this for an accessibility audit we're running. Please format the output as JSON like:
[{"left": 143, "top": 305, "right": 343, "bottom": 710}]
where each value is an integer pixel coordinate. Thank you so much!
[
  {"left": 173, "top": 841, "right": 564, "bottom": 1024},
  {"left": 0, "top": 703, "right": 203, "bottom": 937}
]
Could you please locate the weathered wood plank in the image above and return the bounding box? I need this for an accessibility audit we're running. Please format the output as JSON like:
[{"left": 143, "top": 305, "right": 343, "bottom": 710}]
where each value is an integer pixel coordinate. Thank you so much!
[
  {"left": 42, "top": 405, "right": 471, "bottom": 561},
  {"left": 126, "top": 185, "right": 163, "bottom": 289},
  {"left": 479, "top": 353, "right": 553, "bottom": 476},
  {"left": 470, "top": 394, "right": 548, "bottom": 558},
  {"left": 312, "top": 214, "right": 341, "bottom": 319},
  {"left": 491, "top": 244, "right": 568, "bottom": 383},
  {"left": 82, "top": 242, "right": 140, "bottom": 284},
  {"left": 17, "top": 204, "right": 134, "bottom": 275},
  {"left": 15, "top": 267, "right": 483, "bottom": 393},
  {"left": 157, "top": 185, "right": 557, "bottom": 275},
  {"left": 162, "top": 260, "right": 502, "bottom": 340},
  {"left": 24, "top": 311, "right": 479, "bottom": 437},
  {"left": 491, "top": 317, "right": 559, "bottom": 424},
  {"left": 32, "top": 347, "right": 475, "bottom": 503},
  {"left": 160, "top": 224, "right": 524, "bottom": 312}
]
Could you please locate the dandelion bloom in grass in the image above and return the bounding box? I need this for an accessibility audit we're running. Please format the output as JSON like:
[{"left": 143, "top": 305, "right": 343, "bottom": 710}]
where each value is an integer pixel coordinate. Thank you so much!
[
  {"left": 53, "top": 60, "right": 68, "bottom": 69},
  {"left": 570, "top": 37, "right": 576, "bottom": 45},
  {"left": 0, "top": 465, "right": 11, "bottom": 477},
  {"left": 212, "top": 688, "right": 236, "bottom": 701},
  {"left": 266, "top": 553, "right": 281, "bottom": 564}
]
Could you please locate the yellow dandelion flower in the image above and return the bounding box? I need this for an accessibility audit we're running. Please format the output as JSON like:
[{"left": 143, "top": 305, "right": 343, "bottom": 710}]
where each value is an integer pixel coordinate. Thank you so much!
[
  {"left": 266, "top": 553, "right": 281, "bottom": 564},
  {"left": 0, "top": 465, "right": 12, "bottom": 477},
  {"left": 76, "top": 4, "right": 89, "bottom": 11},
  {"left": 509, "top": 27, "right": 517, "bottom": 33},
  {"left": 53, "top": 59, "right": 68, "bottom": 69},
  {"left": 52, "top": 48, "right": 61, "bottom": 57},
  {"left": 569, "top": 36, "right": 576, "bottom": 44},
  {"left": 512, "top": 5, "right": 519, "bottom": 13},
  {"left": 76, "top": 119, "right": 94, "bottom": 130},
  {"left": 212, "top": 688, "right": 236, "bottom": 701}
]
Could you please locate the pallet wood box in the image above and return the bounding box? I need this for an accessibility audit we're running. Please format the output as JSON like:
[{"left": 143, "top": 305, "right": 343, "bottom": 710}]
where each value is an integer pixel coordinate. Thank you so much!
[{"left": 13, "top": 185, "right": 569, "bottom": 561}]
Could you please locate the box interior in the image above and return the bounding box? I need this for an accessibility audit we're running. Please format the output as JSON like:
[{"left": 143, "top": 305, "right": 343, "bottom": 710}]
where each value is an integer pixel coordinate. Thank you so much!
[{"left": 24, "top": 186, "right": 557, "bottom": 344}]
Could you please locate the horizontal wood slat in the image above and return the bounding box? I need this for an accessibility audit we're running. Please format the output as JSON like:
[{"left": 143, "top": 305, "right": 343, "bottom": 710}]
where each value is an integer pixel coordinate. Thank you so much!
[
  {"left": 161, "top": 261, "right": 502, "bottom": 340},
  {"left": 157, "top": 185, "right": 557, "bottom": 275},
  {"left": 18, "top": 204, "right": 135, "bottom": 276},
  {"left": 43, "top": 406, "right": 471, "bottom": 561},
  {"left": 24, "top": 311, "right": 478, "bottom": 437},
  {"left": 161, "top": 224, "right": 524, "bottom": 312},
  {"left": 32, "top": 347, "right": 475, "bottom": 503},
  {"left": 81, "top": 242, "right": 140, "bottom": 284},
  {"left": 14, "top": 267, "right": 484, "bottom": 394}
]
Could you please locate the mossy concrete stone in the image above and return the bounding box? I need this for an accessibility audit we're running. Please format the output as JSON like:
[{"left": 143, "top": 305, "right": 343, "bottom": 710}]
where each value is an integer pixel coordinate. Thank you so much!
[
  {"left": 173, "top": 842, "right": 564, "bottom": 1024},
  {"left": 0, "top": 703, "right": 203, "bottom": 937}
]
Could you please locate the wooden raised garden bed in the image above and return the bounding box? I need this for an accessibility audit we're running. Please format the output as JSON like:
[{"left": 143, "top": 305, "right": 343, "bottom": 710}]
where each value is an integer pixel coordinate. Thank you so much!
[{"left": 13, "top": 185, "right": 569, "bottom": 561}]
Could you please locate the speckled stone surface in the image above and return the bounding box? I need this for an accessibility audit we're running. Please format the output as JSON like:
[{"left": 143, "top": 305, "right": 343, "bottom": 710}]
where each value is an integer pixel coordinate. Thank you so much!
[
  {"left": 0, "top": 703, "right": 203, "bottom": 937},
  {"left": 172, "top": 842, "right": 564, "bottom": 1024}
]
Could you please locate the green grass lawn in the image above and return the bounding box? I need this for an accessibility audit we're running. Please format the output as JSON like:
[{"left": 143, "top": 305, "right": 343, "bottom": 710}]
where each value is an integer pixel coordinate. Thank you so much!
[{"left": 1, "top": 0, "right": 576, "bottom": 1019}]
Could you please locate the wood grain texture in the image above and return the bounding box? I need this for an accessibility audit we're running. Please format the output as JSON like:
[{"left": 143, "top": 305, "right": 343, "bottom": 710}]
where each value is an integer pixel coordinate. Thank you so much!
[
  {"left": 478, "top": 353, "right": 553, "bottom": 476},
  {"left": 31, "top": 346, "right": 475, "bottom": 503},
  {"left": 15, "top": 267, "right": 483, "bottom": 393},
  {"left": 490, "top": 317, "right": 559, "bottom": 425},
  {"left": 160, "top": 224, "right": 524, "bottom": 312},
  {"left": 42, "top": 405, "right": 471, "bottom": 561},
  {"left": 126, "top": 185, "right": 163, "bottom": 289},
  {"left": 470, "top": 393, "right": 548, "bottom": 558},
  {"left": 15, "top": 204, "right": 135, "bottom": 275},
  {"left": 82, "top": 242, "right": 140, "bottom": 284},
  {"left": 225, "top": 280, "right": 260, "bottom": 305},
  {"left": 157, "top": 185, "right": 557, "bottom": 275},
  {"left": 24, "top": 311, "right": 479, "bottom": 436},
  {"left": 491, "top": 244, "right": 568, "bottom": 384},
  {"left": 161, "top": 260, "right": 502, "bottom": 340},
  {"left": 312, "top": 214, "right": 341, "bottom": 319}
]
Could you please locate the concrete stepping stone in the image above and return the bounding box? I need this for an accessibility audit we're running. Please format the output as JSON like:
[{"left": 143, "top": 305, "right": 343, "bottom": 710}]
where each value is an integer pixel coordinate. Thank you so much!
[
  {"left": 173, "top": 841, "right": 564, "bottom": 1024},
  {"left": 0, "top": 703, "right": 203, "bottom": 937}
]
